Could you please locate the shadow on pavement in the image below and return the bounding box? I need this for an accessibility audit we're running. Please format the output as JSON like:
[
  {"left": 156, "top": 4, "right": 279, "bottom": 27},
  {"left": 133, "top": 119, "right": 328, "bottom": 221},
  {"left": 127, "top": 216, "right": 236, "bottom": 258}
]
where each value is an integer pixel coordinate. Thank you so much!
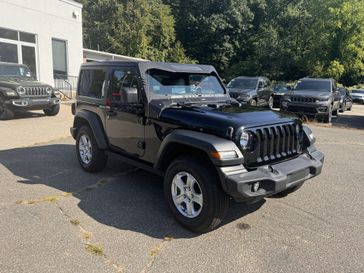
[
  {"left": 12, "top": 110, "right": 46, "bottom": 120},
  {"left": 332, "top": 113, "right": 364, "bottom": 130},
  {"left": 0, "top": 144, "right": 264, "bottom": 238}
]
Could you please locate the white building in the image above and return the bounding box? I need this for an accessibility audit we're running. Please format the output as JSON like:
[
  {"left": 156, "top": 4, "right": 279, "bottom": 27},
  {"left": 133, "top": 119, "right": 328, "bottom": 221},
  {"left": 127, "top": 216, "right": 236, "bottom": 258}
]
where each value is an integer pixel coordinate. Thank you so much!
[{"left": 0, "top": 0, "right": 83, "bottom": 86}]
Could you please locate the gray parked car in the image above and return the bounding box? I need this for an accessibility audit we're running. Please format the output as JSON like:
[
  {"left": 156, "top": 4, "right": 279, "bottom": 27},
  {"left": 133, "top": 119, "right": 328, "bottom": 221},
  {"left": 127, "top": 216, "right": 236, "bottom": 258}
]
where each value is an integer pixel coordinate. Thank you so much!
[
  {"left": 227, "top": 76, "right": 274, "bottom": 108},
  {"left": 280, "top": 78, "right": 341, "bottom": 123},
  {"left": 351, "top": 89, "right": 364, "bottom": 104}
]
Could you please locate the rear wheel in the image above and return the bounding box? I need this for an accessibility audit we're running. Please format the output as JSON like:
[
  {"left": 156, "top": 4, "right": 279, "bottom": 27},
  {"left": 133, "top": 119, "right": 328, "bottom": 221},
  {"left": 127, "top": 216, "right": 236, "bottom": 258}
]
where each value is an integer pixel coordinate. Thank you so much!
[
  {"left": 43, "top": 104, "right": 60, "bottom": 116},
  {"left": 164, "top": 156, "right": 229, "bottom": 233},
  {"left": 76, "top": 126, "right": 108, "bottom": 172},
  {"left": 0, "top": 96, "right": 14, "bottom": 120}
]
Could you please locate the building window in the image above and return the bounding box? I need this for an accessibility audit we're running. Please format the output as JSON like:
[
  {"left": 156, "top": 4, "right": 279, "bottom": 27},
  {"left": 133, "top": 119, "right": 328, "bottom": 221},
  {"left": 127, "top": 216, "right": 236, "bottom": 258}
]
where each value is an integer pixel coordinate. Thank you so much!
[
  {"left": 0, "top": 27, "right": 18, "bottom": 41},
  {"left": 0, "top": 27, "right": 38, "bottom": 78},
  {"left": 0, "top": 42, "right": 18, "bottom": 63},
  {"left": 52, "top": 39, "right": 68, "bottom": 79}
]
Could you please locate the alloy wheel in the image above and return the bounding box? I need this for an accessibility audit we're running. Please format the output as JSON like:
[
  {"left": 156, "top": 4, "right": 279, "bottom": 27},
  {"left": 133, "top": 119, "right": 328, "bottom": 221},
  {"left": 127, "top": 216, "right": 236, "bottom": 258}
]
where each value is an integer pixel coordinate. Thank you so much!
[
  {"left": 171, "top": 172, "right": 203, "bottom": 218},
  {"left": 78, "top": 134, "right": 93, "bottom": 164}
]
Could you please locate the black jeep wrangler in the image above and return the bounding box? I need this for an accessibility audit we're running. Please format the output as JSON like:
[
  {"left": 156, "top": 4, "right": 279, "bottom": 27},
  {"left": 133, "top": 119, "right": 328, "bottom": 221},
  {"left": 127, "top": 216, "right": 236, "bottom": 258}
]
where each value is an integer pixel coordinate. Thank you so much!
[
  {"left": 0, "top": 62, "right": 60, "bottom": 120},
  {"left": 71, "top": 61, "right": 324, "bottom": 233},
  {"left": 280, "top": 78, "right": 341, "bottom": 123}
]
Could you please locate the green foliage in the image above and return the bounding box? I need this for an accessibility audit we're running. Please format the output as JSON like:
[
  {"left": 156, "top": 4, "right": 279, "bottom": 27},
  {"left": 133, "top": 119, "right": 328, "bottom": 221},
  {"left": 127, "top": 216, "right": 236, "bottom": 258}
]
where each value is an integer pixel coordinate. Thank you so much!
[
  {"left": 80, "top": 0, "right": 364, "bottom": 86},
  {"left": 80, "top": 0, "right": 193, "bottom": 62}
]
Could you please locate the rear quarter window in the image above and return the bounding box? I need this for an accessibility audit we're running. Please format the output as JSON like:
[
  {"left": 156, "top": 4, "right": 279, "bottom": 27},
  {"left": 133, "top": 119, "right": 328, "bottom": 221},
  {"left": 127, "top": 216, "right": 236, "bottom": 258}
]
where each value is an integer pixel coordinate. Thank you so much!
[{"left": 78, "top": 68, "right": 106, "bottom": 99}]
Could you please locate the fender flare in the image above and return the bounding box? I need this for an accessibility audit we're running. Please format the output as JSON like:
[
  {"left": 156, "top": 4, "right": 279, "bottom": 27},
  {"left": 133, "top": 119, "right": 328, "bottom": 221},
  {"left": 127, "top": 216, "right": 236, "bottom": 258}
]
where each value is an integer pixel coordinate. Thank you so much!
[
  {"left": 154, "top": 129, "right": 244, "bottom": 169},
  {"left": 72, "top": 110, "right": 108, "bottom": 149}
]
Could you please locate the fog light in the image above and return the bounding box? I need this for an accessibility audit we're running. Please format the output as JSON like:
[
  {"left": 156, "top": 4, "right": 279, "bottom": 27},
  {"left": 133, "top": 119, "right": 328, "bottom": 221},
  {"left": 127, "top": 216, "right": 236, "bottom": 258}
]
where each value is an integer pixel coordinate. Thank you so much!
[{"left": 252, "top": 182, "right": 260, "bottom": 192}]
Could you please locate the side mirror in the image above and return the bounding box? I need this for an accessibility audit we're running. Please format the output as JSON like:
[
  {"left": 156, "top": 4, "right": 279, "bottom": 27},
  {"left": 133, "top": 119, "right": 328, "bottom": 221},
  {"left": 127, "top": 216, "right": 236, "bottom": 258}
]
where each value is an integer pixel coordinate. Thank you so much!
[{"left": 121, "top": 87, "right": 138, "bottom": 104}]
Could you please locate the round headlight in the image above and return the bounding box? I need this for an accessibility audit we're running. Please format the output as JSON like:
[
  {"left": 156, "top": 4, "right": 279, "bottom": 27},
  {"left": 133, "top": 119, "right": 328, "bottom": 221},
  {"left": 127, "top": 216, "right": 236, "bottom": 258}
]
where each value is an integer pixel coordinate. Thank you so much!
[
  {"left": 46, "top": 87, "right": 53, "bottom": 94},
  {"left": 240, "top": 131, "right": 250, "bottom": 150},
  {"left": 16, "top": 86, "right": 25, "bottom": 95}
]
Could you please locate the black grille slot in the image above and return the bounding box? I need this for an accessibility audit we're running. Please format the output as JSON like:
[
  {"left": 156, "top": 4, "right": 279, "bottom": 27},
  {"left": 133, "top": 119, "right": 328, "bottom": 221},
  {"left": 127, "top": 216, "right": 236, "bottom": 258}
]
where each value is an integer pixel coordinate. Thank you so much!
[
  {"left": 25, "top": 87, "right": 48, "bottom": 96},
  {"left": 291, "top": 96, "right": 315, "bottom": 103},
  {"left": 243, "top": 123, "right": 302, "bottom": 167}
]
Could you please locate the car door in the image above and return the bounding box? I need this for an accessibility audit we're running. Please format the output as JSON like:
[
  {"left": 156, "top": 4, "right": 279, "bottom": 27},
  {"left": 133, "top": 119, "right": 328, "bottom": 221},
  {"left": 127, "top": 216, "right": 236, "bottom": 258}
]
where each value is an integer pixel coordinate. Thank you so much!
[{"left": 105, "top": 67, "right": 145, "bottom": 158}]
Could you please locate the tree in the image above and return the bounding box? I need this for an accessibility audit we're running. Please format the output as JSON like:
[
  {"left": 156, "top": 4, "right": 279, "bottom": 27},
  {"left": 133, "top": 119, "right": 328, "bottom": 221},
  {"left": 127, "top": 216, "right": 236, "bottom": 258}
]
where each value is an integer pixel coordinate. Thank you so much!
[{"left": 80, "top": 0, "right": 193, "bottom": 63}]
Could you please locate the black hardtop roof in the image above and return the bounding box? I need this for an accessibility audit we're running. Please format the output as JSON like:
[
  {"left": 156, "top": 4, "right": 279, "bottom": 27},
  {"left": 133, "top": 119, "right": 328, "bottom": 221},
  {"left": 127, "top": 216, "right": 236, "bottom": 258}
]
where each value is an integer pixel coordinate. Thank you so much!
[{"left": 81, "top": 61, "right": 218, "bottom": 74}]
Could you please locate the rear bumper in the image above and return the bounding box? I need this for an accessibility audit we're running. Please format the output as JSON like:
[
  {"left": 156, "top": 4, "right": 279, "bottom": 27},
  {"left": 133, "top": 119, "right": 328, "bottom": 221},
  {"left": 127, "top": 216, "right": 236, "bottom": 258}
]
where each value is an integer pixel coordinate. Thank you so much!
[
  {"left": 5, "top": 97, "right": 59, "bottom": 111},
  {"left": 217, "top": 148, "right": 324, "bottom": 203}
]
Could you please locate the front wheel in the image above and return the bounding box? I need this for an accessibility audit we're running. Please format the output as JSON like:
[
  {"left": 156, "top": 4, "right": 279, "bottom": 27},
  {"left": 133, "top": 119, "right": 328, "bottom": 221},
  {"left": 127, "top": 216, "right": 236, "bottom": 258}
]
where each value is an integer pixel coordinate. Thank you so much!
[
  {"left": 164, "top": 156, "right": 229, "bottom": 233},
  {"left": 249, "top": 99, "right": 257, "bottom": 107},
  {"left": 43, "top": 104, "right": 60, "bottom": 116},
  {"left": 322, "top": 105, "right": 332, "bottom": 123},
  {"left": 339, "top": 102, "right": 346, "bottom": 113},
  {"left": 76, "top": 126, "right": 108, "bottom": 172}
]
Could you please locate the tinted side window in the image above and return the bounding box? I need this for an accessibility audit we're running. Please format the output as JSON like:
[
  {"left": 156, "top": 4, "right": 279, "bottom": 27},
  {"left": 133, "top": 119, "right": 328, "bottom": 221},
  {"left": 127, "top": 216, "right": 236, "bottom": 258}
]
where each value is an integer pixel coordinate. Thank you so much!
[
  {"left": 110, "top": 68, "right": 139, "bottom": 103},
  {"left": 78, "top": 69, "right": 106, "bottom": 99}
]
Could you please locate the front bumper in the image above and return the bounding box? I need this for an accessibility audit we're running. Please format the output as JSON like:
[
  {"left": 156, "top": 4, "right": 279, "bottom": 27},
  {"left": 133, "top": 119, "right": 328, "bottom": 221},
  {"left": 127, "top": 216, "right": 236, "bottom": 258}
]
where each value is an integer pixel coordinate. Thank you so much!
[
  {"left": 217, "top": 148, "right": 324, "bottom": 203},
  {"left": 281, "top": 101, "right": 330, "bottom": 115},
  {"left": 5, "top": 97, "right": 59, "bottom": 111}
]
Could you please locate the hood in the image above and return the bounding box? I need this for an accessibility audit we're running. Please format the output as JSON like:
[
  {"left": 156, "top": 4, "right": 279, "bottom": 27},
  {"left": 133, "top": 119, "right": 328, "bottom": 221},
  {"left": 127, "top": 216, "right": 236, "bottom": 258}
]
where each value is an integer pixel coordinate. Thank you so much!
[
  {"left": 228, "top": 88, "right": 256, "bottom": 95},
  {"left": 287, "top": 90, "right": 330, "bottom": 98},
  {"left": 0, "top": 77, "right": 50, "bottom": 88},
  {"left": 158, "top": 104, "right": 297, "bottom": 139}
]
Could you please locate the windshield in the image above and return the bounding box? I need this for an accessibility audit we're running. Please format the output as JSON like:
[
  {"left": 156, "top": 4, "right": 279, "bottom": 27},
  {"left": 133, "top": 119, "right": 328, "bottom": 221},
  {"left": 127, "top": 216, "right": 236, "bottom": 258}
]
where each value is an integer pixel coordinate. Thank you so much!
[
  {"left": 146, "top": 69, "right": 225, "bottom": 96},
  {"left": 0, "top": 64, "right": 32, "bottom": 78},
  {"left": 227, "top": 78, "right": 258, "bottom": 89},
  {"left": 273, "top": 85, "right": 287, "bottom": 93},
  {"left": 352, "top": 90, "right": 364, "bottom": 94},
  {"left": 294, "top": 80, "right": 331, "bottom": 92}
]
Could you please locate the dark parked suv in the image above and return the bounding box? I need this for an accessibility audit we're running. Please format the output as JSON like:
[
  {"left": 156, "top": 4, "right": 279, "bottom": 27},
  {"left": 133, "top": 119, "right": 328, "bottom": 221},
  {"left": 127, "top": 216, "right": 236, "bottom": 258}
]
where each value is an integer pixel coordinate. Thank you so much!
[
  {"left": 280, "top": 78, "right": 341, "bottom": 123},
  {"left": 227, "top": 76, "right": 274, "bottom": 108},
  {"left": 71, "top": 61, "right": 324, "bottom": 233},
  {"left": 0, "top": 62, "right": 59, "bottom": 120}
]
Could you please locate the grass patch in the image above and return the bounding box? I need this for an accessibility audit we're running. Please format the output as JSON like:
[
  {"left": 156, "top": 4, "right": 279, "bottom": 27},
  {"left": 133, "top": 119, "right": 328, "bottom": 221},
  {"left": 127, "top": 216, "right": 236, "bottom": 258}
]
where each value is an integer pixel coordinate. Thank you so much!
[
  {"left": 70, "top": 219, "right": 80, "bottom": 226},
  {"left": 85, "top": 243, "right": 104, "bottom": 256},
  {"left": 82, "top": 230, "right": 92, "bottom": 241}
]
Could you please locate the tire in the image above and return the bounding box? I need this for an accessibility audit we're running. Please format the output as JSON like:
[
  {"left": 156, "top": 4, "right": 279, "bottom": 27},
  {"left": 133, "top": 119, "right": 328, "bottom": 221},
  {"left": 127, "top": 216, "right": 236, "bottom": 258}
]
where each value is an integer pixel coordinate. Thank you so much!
[
  {"left": 267, "top": 96, "right": 274, "bottom": 109},
  {"left": 339, "top": 102, "right": 345, "bottom": 113},
  {"left": 76, "top": 125, "right": 108, "bottom": 172},
  {"left": 322, "top": 105, "right": 332, "bottom": 123},
  {"left": 332, "top": 108, "right": 338, "bottom": 116},
  {"left": 249, "top": 99, "right": 257, "bottom": 107},
  {"left": 43, "top": 104, "right": 60, "bottom": 116},
  {"left": 347, "top": 104, "right": 352, "bottom": 111},
  {"left": 0, "top": 96, "right": 14, "bottom": 120},
  {"left": 164, "top": 156, "right": 229, "bottom": 233}
]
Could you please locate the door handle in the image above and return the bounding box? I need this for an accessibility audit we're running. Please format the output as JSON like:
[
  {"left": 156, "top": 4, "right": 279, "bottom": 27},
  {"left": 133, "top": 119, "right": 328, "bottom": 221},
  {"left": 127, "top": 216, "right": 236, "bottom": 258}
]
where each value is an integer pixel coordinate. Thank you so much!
[{"left": 107, "top": 110, "right": 117, "bottom": 117}]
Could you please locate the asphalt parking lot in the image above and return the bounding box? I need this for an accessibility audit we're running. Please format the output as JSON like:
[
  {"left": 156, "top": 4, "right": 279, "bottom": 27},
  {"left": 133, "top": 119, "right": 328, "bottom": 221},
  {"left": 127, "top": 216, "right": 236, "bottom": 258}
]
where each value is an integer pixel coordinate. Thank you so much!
[{"left": 0, "top": 104, "right": 363, "bottom": 273}]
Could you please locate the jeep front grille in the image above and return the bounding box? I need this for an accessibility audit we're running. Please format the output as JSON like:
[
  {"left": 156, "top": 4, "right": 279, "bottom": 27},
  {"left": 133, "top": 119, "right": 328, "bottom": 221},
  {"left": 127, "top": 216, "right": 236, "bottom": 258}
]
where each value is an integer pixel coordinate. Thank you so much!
[
  {"left": 242, "top": 123, "right": 302, "bottom": 167},
  {"left": 290, "top": 96, "right": 315, "bottom": 103},
  {"left": 24, "top": 87, "right": 48, "bottom": 96}
]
